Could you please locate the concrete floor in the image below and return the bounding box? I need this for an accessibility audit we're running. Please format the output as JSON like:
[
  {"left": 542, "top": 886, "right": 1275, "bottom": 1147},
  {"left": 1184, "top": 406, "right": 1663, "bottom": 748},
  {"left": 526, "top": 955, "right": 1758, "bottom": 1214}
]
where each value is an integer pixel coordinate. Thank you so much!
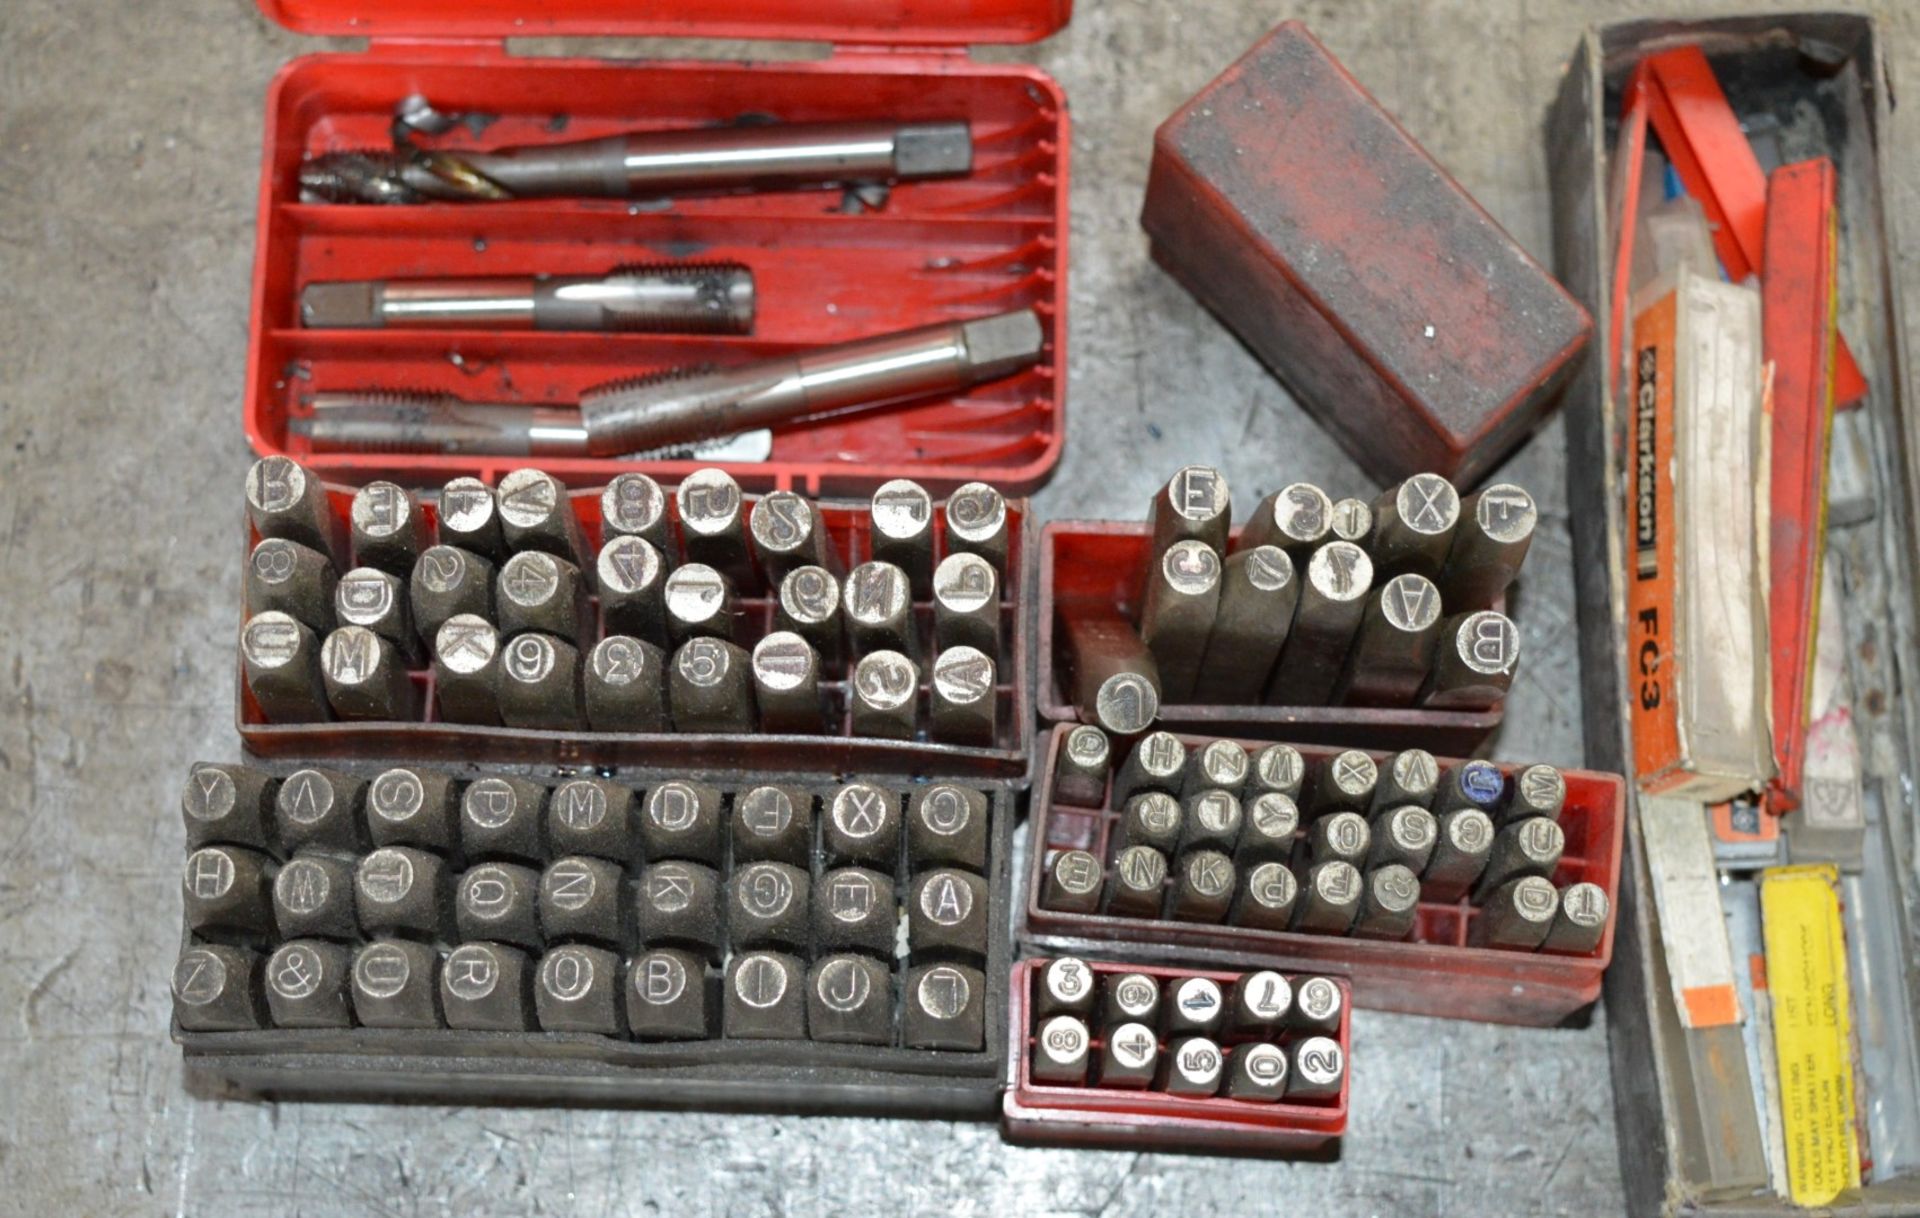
[{"left": 4, "top": 1, "right": 1919, "bottom": 1214}]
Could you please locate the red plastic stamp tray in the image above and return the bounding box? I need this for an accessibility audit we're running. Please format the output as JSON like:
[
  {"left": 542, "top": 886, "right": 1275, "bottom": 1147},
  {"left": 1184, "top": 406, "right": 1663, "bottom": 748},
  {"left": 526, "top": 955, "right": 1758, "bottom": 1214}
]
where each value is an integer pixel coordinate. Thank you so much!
[
  {"left": 1020, "top": 725, "right": 1625, "bottom": 1025},
  {"left": 1001, "top": 958, "right": 1350, "bottom": 1153},
  {"left": 238, "top": 483, "right": 1034, "bottom": 778},
  {"left": 242, "top": 0, "right": 1070, "bottom": 497},
  {"left": 1036, "top": 520, "right": 1506, "bottom": 755}
]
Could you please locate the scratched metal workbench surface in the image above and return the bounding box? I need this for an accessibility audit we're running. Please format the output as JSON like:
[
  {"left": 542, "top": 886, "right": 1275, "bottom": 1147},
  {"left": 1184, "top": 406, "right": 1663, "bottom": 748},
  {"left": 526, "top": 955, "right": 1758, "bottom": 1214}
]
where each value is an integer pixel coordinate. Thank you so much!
[{"left": 4, "top": 1, "right": 1920, "bottom": 1214}]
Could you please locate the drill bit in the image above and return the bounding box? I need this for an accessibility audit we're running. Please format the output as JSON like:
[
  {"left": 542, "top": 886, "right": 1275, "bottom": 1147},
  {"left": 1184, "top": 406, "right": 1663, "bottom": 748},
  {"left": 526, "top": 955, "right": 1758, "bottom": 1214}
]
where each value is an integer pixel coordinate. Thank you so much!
[
  {"left": 301, "top": 263, "right": 755, "bottom": 334},
  {"left": 289, "top": 309, "right": 1044, "bottom": 456},
  {"left": 300, "top": 119, "right": 973, "bottom": 204}
]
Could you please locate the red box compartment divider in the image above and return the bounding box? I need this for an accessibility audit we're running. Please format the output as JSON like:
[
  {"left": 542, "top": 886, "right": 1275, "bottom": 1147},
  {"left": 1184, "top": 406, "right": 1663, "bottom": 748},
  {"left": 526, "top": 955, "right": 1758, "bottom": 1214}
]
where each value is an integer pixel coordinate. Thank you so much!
[
  {"left": 240, "top": 484, "right": 1034, "bottom": 778},
  {"left": 243, "top": 0, "right": 1071, "bottom": 497},
  {"left": 1037, "top": 520, "right": 1505, "bottom": 755},
  {"left": 1002, "top": 958, "right": 1350, "bottom": 1153},
  {"left": 1020, "top": 725, "right": 1625, "bottom": 1025}
]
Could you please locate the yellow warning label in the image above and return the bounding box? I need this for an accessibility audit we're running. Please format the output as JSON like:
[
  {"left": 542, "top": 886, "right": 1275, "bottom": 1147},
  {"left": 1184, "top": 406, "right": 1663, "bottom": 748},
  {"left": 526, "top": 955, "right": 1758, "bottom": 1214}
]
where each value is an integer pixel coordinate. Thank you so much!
[{"left": 1760, "top": 864, "right": 1859, "bottom": 1206}]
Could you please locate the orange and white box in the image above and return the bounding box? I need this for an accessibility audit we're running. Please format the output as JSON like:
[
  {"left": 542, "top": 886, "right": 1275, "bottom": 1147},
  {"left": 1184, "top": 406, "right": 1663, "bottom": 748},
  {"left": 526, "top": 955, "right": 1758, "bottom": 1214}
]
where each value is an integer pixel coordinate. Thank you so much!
[{"left": 1626, "top": 266, "right": 1775, "bottom": 800}]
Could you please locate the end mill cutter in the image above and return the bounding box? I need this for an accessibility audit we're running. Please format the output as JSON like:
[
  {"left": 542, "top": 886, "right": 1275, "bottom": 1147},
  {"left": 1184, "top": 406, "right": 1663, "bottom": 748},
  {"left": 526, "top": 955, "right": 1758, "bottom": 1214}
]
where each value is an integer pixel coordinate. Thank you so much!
[
  {"left": 301, "top": 263, "right": 755, "bottom": 335},
  {"left": 578, "top": 310, "right": 1044, "bottom": 455},
  {"left": 300, "top": 119, "right": 974, "bottom": 205}
]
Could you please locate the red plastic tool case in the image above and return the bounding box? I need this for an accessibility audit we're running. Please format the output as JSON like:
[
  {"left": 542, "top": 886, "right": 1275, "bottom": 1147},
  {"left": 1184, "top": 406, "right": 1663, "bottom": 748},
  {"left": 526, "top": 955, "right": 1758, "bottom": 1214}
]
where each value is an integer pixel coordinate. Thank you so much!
[
  {"left": 1021, "top": 725, "right": 1625, "bottom": 1026},
  {"left": 243, "top": 0, "right": 1071, "bottom": 497},
  {"left": 238, "top": 484, "right": 1036, "bottom": 777},
  {"left": 1037, "top": 521, "right": 1506, "bottom": 755},
  {"left": 1001, "top": 959, "right": 1350, "bottom": 1152}
]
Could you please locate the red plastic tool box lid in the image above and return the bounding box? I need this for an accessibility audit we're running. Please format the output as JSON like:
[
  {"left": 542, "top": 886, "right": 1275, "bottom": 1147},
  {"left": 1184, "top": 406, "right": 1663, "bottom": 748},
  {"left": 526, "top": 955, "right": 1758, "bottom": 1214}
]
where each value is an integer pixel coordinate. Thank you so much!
[{"left": 259, "top": 0, "right": 1070, "bottom": 45}]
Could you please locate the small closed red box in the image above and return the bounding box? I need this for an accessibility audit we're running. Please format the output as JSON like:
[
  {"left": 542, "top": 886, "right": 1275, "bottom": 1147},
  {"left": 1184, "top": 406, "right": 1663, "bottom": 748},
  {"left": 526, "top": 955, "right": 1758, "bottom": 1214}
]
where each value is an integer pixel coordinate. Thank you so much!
[{"left": 1141, "top": 22, "right": 1591, "bottom": 487}]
